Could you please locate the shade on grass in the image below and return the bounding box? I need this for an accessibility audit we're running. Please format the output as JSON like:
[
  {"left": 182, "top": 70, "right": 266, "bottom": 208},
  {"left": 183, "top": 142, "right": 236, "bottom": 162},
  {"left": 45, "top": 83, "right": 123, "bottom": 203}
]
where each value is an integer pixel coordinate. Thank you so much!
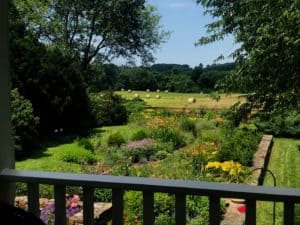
[{"left": 256, "top": 138, "right": 300, "bottom": 225}]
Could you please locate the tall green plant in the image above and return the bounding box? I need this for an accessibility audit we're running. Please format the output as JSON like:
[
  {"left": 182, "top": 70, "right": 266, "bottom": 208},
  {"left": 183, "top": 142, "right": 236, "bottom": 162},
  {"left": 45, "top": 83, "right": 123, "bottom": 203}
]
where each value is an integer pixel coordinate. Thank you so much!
[{"left": 11, "top": 88, "right": 39, "bottom": 156}]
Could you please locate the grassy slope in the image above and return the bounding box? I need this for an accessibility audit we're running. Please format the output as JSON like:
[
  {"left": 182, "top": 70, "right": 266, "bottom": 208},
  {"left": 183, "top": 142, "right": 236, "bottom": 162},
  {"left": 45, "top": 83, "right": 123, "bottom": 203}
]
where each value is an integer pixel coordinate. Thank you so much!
[
  {"left": 116, "top": 91, "right": 244, "bottom": 109},
  {"left": 16, "top": 125, "right": 139, "bottom": 172},
  {"left": 256, "top": 138, "right": 300, "bottom": 225},
  {"left": 16, "top": 143, "right": 82, "bottom": 173}
]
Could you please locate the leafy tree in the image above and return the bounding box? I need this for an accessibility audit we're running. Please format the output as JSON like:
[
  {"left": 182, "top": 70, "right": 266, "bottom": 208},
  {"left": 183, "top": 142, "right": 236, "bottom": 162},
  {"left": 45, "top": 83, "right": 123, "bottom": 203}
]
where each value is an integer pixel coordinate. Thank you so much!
[
  {"left": 166, "top": 74, "right": 199, "bottom": 93},
  {"left": 196, "top": 0, "right": 300, "bottom": 113},
  {"left": 16, "top": 0, "right": 169, "bottom": 69},
  {"left": 11, "top": 88, "right": 39, "bottom": 156},
  {"left": 117, "top": 67, "right": 157, "bottom": 91},
  {"left": 89, "top": 92, "right": 128, "bottom": 127},
  {"left": 10, "top": 1, "right": 90, "bottom": 133}
]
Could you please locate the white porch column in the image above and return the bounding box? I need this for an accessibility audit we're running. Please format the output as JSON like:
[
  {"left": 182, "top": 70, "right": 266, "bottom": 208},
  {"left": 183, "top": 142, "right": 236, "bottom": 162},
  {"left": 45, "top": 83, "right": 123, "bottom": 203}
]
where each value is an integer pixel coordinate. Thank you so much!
[{"left": 0, "top": 0, "right": 15, "bottom": 204}]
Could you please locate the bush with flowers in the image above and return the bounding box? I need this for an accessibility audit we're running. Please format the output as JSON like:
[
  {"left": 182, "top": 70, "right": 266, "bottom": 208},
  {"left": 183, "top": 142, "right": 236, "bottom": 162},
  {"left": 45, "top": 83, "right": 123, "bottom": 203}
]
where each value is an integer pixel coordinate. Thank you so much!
[
  {"left": 40, "top": 194, "right": 82, "bottom": 225},
  {"left": 205, "top": 160, "right": 248, "bottom": 183}
]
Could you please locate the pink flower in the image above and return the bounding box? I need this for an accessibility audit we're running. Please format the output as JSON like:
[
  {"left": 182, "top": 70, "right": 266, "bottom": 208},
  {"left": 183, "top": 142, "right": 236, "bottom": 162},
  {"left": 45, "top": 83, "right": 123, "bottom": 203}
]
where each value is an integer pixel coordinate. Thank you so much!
[
  {"left": 70, "top": 202, "right": 78, "bottom": 208},
  {"left": 71, "top": 195, "right": 80, "bottom": 203}
]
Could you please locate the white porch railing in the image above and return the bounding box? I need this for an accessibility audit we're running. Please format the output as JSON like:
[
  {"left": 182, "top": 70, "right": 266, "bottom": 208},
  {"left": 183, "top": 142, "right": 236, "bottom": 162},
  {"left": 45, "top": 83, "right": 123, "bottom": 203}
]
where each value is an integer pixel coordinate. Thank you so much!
[{"left": 0, "top": 168, "right": 299, "bottom": 225}]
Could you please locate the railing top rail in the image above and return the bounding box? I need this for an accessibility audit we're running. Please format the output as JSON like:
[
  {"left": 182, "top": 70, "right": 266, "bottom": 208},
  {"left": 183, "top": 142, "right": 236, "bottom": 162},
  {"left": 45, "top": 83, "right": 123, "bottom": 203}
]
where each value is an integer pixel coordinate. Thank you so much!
[{"left": 1, "top": 169, "right": 300, "bottom": 202}]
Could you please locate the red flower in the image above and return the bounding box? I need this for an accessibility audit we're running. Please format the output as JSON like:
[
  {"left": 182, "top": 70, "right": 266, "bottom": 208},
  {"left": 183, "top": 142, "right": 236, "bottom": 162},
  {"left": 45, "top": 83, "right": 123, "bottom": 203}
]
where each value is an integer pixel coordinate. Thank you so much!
[{"left": 237, "top": 205, "right": 246, "bottom": 213}]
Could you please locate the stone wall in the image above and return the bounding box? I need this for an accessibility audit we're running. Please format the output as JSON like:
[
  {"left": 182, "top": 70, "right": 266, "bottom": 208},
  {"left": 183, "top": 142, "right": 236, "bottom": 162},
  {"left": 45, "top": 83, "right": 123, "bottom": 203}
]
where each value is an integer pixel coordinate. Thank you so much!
[{"left": 249, "top": 134, "right": 274, "bottom": 185}]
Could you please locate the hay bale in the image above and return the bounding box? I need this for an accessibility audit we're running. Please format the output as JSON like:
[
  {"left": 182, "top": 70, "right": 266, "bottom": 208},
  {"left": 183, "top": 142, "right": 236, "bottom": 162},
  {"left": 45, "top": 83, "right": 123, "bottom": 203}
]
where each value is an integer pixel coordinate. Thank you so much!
[{"left": 188, "top": 98, "right": 196, "bottom": 103}]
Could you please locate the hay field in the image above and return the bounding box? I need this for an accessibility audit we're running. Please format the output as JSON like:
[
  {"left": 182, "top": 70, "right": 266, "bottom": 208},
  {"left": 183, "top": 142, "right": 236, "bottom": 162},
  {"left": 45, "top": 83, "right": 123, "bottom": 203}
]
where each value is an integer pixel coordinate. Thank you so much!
[{"left": 116, "top": 91, "right": 245, "bottom": 110}]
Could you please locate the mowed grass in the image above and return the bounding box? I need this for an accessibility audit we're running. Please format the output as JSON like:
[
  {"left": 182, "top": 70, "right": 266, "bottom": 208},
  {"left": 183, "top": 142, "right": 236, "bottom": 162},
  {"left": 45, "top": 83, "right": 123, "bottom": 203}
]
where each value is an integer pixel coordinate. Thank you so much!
[
  {"left": 16, "top": 142, "right": 83, "bottom": 173},
  {"left": 256, "top": 138, "right": 300, "bottom": 225},
  {"left": 116, "top": 91, "right": 245, "bottom": 109},
  {"left": 16, "top": 125, "right": 140, "bottom": 172}
]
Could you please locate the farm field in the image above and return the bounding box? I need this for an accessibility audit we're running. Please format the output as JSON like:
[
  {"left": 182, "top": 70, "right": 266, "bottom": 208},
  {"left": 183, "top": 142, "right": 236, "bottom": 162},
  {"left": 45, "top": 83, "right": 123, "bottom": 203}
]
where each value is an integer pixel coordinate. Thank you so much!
[{"left": 116, "top": 91, "right": 245, "bottom": 109}]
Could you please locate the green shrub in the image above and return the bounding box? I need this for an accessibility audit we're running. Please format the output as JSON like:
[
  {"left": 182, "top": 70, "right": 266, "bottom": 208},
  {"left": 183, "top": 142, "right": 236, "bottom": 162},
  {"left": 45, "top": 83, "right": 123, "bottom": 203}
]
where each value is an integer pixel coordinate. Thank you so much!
[
  {"left": 196, "top": 119, "right": 216, "bottom": 130},
  {"left": 153, "top": 150, "right": 168, "bottom": 160},
  {"left": 217, "top": 126, "right": 262, "bottom": 166},
  {"left": 59, "top": 147, "right": 96, "bottom": 164},
  {"left": 254, "top": 110, "right": 300, "bottom": 138},
  {"left": 124, "top": 191, "right": 175, "bottom": 223},
  {"left": 203, "top": 110, "right": 217, "bottom": 120},
  {"left": 131, "top": 130, "right": 148, "bottom": 141},
  {"left": 151, "top": 127, "right": 185, "bottom": 149},
  {"left": 155, "top": 214, "right": 174, "bottom": 225},
  {"left": 78, "top": 138, "right": 94, "bottom": 152},
  {"left": 16, "top": 182, "right": 27, "bottom": 196},
  {"left": 39, "top": 185, "right": 54, "bottom": 199},
  {"left": 107, "top": 132, "right": 126, "bottom": 147},
  {"left": 124, "top": 97, "right": 148, "bottom": 114},
  {"left": 94, "top": 188, "right": 112, "bottom": 202},
  {"left": 180, "top": 117, "right": 197, "bottom": 137},
  {"left": 11, "top": 88, "right": 39, "bottom": 157},
  {"left": 89, "top": 92, "right": 128, "bottom": 127}
]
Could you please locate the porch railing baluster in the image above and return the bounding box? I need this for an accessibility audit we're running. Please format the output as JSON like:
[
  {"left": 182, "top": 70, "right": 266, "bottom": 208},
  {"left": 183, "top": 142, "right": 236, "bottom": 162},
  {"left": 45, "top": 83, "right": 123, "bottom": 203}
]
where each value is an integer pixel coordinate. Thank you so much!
[
  {"left": 175, "top": 193, "right": 186, "bottom": 225},
  {"left": 54, "top": 185, "right": 66, "bottom": 225},
  {"left": 27, "top": 182, "right": 40, "bottom": 217},
  {"left": 284, "top": 201, "right": 294, "bottom": 225},
  {"left": 112, "top": 188, "right": 124, "bottom": 225},
  {"left": 83, "top": 186, "right": 95, "bottom": 225},
  {"left": 143, "top": 191, "right": 154, "bottom": 225},
  {"left": 209, "top": 196, "right": 220, "bottom": 225},
  {"left": 245, "top": 199, "right": 256, "bottom": 225}
]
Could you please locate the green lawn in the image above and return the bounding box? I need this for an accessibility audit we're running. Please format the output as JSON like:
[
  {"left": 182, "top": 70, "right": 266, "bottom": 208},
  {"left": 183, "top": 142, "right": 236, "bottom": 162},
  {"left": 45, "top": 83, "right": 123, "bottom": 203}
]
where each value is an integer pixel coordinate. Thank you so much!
[
  {"left": 257, "top": 138, "right": 300, "bottom": 225},
  {"left": 16, "top": 125, "right": 140, "bottom": 172},
  {"left": 16, "top": 142, "right": 83, "bottom": 173}
]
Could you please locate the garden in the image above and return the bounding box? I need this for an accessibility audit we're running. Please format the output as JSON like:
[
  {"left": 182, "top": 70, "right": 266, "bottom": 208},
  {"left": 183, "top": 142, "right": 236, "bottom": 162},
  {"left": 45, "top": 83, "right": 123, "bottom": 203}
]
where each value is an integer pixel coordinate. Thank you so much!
[{"left": 16, "top": 92, "right": 267, "bottom": 225}]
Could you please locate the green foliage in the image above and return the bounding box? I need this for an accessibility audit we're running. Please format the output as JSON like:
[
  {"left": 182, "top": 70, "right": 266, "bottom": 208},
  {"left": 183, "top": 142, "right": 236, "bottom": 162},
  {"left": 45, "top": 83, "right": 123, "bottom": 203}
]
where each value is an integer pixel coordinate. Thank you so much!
[
  {"left": 89, "top": 92, "right": 128, "bottom": 127},
  {"left": 217, "top": 126, "right": 262, "bottom": 166},
  {"left": 222, "top": 102, "right": 252, "bottom": 126},
  {"left": 124, "top": 191, "right": 174, "bottom": 222},
  {"left": 131, "top": 130, "right": 149, "bottom": 141},
  {"left": 254, "top": 110, "right": 300, "bottom": 138},
  {"left": 155, "top": 214, "right": 174, "bottom": 225},
  {"left": 10, "top": 2, "right": 90, "bottom": 134},
  {"left": 180, "top": 117, "right": 197, "bottom": 137},
  {"left": 15, "top": 0, "right": 169, "bottom": 69},
  {"left": 107, "top": 132, "right": 126, "bottom": 147},
  {"left": 94, "top": 189, "right": 112, "bottom": 202},
  {"left": 197, "top": 0, "right": 300, "bottom": 112},
  {"left": 59, "top": 147, "right": 96, "bottom": 164},
  {"left": 124, "top": 97, "right": 148, "bottom": 115},
  {"left": 77, "top": 138, "right": 94, "bottom": 152},
  {"left": 151, "top": 127, "right": 185, "bottom": 149},
  {"left": 11, "top": 88, "right": 39, "bottom": 156}
]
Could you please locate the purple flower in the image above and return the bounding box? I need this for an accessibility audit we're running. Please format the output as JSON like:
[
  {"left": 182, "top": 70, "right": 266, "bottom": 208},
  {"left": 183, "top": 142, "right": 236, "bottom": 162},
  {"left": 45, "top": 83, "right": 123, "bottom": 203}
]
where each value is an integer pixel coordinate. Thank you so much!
[
  {"left": 125, "top": 138, "right": 154, "bottom": 149},
  {"left": 40, "top": 195, "right": 82, "bottom": 224}
]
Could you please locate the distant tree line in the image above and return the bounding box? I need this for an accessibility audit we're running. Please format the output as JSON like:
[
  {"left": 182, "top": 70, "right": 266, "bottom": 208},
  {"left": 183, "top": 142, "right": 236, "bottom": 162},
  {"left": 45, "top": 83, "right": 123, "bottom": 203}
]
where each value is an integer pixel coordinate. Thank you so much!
[{"left": 88, "top": 62, "right": 236, "bottom": 93}]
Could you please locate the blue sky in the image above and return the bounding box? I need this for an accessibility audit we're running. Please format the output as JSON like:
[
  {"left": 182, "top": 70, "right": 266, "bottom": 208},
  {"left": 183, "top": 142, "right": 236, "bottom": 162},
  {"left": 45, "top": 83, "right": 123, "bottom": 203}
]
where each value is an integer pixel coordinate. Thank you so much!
[{"left": 146, "top": 0, "right": 237, "bottom": 68}]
